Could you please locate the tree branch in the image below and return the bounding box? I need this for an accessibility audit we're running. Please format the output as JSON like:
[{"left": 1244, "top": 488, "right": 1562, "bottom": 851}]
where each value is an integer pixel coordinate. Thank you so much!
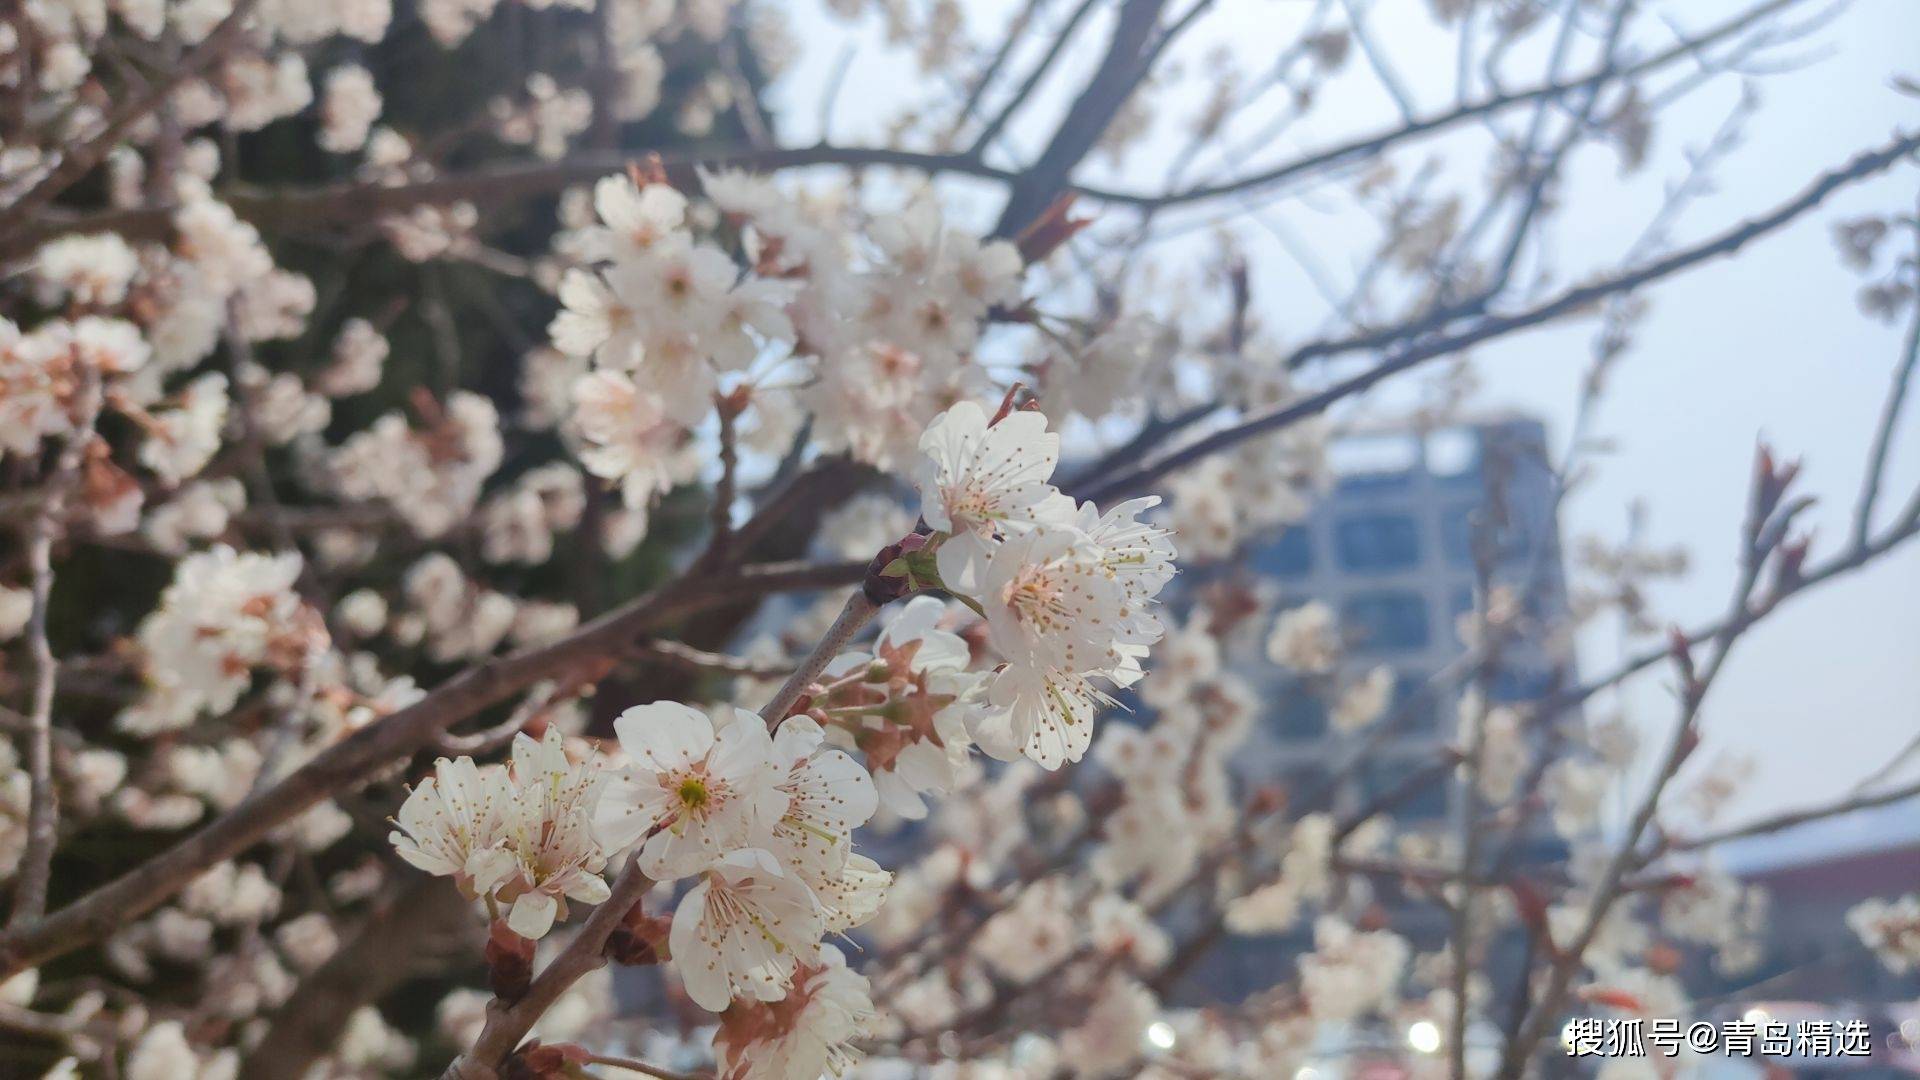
[
  {"left": 1072, "top": 129, "right": 1920, "bottom": 506},
  {"left": 1852, "top": 210, "right": 1920, "bottom": 549},
  {"left": 8, "top": 370, "right": 102, "bottom": 930},
  {"left": 1130, "top": 0, "right": 1811, "bottom": 209},
  {"left": 970, "top": 0, "right": 1106, "bottom": 158},
  {"left": 442, "top": 855, "right": 656, "bottom": 1080},
  {"left": 0, "top": 0, "right": 263, "bottom": 238},
  {"left": 1667, "top": 774, "right": 1920, "bottom": 853},
  {"left": 5, "top": 0, "right": 1808, "bottom": 257},
  {"left": 0, "top": 558, "right": 863, "bottom": 980},
  {"left": 992, "top": 0, "right": 1171, "bottom": 237}
]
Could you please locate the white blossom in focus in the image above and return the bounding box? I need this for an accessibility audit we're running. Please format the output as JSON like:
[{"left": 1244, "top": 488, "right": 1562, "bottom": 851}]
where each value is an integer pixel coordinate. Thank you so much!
[
  {"left": 595, "top": 702, "right": 785, "bottom": 880},
  {"left": 388, "top": 756, "right": 515, "bottom": 901},
  {"left": 916, "top": 400, "right": 1069, "bottom": 591},
  {"left": 712, "top": 944, "right": 875, "bottom": 1080},
  {"left": 755, "top": 717, "right": 879, "bottom": 916},
  {"left": 670, "top": 847, "right": 826, "bottom": 1012},
  {"left": 492, "top": 728, "right": 612, "bottom": 938}
]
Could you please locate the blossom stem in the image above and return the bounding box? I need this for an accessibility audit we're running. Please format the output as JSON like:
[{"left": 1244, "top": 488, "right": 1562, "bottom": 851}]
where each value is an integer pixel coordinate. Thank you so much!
[
  {"left": 815, "top": 667, "right": 876, "bottom": 696},
  {"left": 443, "top": 853, "right": 656, "bottom": 1080},
  {"left": 757, "top": 591, "right": 881, "bottom": 726},
  {"left": 814, "top": 704, "right": 889, "bottom": 720},
  {"left": 578, "top": 1051, "right": 711, "bottom": 1080},
  {"left": 701, "top": 392, "right": 741, "bottom": 565}
]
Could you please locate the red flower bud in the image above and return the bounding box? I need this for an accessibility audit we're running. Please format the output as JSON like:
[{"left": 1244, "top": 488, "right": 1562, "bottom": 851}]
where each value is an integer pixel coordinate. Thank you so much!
[
  {"left": 503, "top": 1041, "right": 591, "bottom": 1080},
  {"left": 1014, "top": 193, "right": 1091, "bottom": 265},
  {"left": 606, "top": 904, "right": 673, "bottom": 967},
  {"left": 485, "top": 919, "right": 537, "bottom": 1002}
]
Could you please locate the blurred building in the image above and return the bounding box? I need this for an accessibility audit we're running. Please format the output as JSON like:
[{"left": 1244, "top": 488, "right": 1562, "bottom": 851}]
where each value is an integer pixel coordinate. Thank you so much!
[
  {"left": 1224, "top": 414, "right": 1578, "bottom": 825},
  {"left": 1176, "top": 414, "right": 1582, "bottom": 1003},
  {"left": 1712, "top": 800, "right": 1920, "bottom": 1004}
]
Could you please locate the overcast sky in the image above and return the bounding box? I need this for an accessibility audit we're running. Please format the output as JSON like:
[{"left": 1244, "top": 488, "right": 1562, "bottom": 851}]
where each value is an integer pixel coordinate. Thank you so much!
[{"left": 768, "top": 0, "right": 1920, "bottom": 831}]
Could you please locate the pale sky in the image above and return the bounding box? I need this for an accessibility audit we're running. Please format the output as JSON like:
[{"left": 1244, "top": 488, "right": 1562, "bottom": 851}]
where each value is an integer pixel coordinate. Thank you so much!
[{"left": 767, "top": 0, "right": 1920, "bottom": 829}]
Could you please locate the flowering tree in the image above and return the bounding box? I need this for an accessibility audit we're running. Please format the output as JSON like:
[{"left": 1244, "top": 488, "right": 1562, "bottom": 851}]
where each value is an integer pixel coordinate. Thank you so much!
[{"left": 2, "top": 0, "right": 1919, "bottom": 1078}]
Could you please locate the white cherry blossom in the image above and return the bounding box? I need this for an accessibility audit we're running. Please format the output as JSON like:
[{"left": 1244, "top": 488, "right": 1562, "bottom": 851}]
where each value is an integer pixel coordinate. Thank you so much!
[
  {"left": 595, "top": 702, "right": 785, "bottom": 880},
  {"left": 570, "top": 370, "right": 699, "bottom": 515},
  {"left": 814, "top": 852, "right": 892, "bottom": 934},
  {"left": 979, "top": 660, "right": 1109, "bottom": 769},
  {"left": 1266, "top": 600, "right": 1340, "bottom": 674},
  {"left": 550, "top": 267, "right": 647, "bottom": 370},
  {"left": 1849, "top": 894, "right": 1920, "bottom": 974},
  {"left": 118, "top": 546, "right": 317, "bottom": 734},
  {"left": 138, "top": 372, "right": 229, "bottom": 484},
  {"left": 389, "top": 730, "right": 611, "bottom": 939},
  {"left": 979, "top": 524, "right": 1132, "bottom": 676},
  {"left": 713, "top": 944, "right": 875, "bottom": 1080},
  {"left": 916, "top": 400, "right": 1070, "bottom": 591},
  {"left": 1070, "top": 494, "right": 1175, "bottom": 684},
  {"left": 580, "top": 173, "right": 689, "bottom": 263},
  {"left": 493, "top": 728, "right": 612, "bottom": 938},
  {"left": 388, "top": 757, "right": 515, "bottom": 900},
  {"left": 33, "top": 232, "right": 138, "bottom": 307},
  {"left": 756, "top": 717, "right": 878, "bottom": 895},
  {"left": 670, "top": 847, "right": 826, "bottom": 1012},
  {"left": 318, "top": 64, "right": 381, "bottom": 153}
]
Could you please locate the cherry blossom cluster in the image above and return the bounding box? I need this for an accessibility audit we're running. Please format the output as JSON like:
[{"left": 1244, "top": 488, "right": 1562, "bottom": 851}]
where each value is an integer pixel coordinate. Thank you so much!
[
  {"left": 4, "top": 0, "right": 1915, "bottom": 1075},
  {"left": 0, "top": 0, "right": 772, "bottom": 226},
  {"left": 372, "top": 394, "right": 1186, "bottom": 1076},
  {"left": 547, "top": 168, "right": 1031, "bottom": 548},
  {"left": 385, "top": 687, "right": 890, "bottom": 1074},
  {"left": 390, "top": 728, "right": 610, "bottom": 939},
  {"left": 913, "top": 400, "right": 1176, "bottom": 767}
]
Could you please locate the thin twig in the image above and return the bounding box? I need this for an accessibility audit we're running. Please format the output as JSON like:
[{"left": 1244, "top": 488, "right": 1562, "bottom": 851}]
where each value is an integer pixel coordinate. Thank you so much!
[
  {"left": 757, "top": 590, "right": 881, "bottom": 725},
  {"left": 579, "top": 1051, "right": 712, "bottom": 1080},
  {"left": 442, "top": 854, "right": 657, "bottom": 1080},
  {"left": 0, "top": 999, "right": 114, "bottom": 1057},
  {"left": 435, "top": 683, "right": 566, "bottom": 756},
  {"left": 1668, "top": 774, "right": 1920, "bottom": 852},
  {"left": 1852, "top": 208, "right": 1920, "bottom": 548},
  {"left": 0, "top": 557, "right": 864, "bottom": 980},
  {"left": 970, "top": 0, "right": 1105, "bottom": 157},
  {"left": 8, "top": 369, "right": 101, "bottom": 930},
  {"left": 629, "top": 639, "right": 793, "bottom": 680},
  {"left": 1073, "top": 128, "right": 1920, "bottom": 506},
  {"left": 946, "top": 0, "right": 1053, "bottom": 145}
]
